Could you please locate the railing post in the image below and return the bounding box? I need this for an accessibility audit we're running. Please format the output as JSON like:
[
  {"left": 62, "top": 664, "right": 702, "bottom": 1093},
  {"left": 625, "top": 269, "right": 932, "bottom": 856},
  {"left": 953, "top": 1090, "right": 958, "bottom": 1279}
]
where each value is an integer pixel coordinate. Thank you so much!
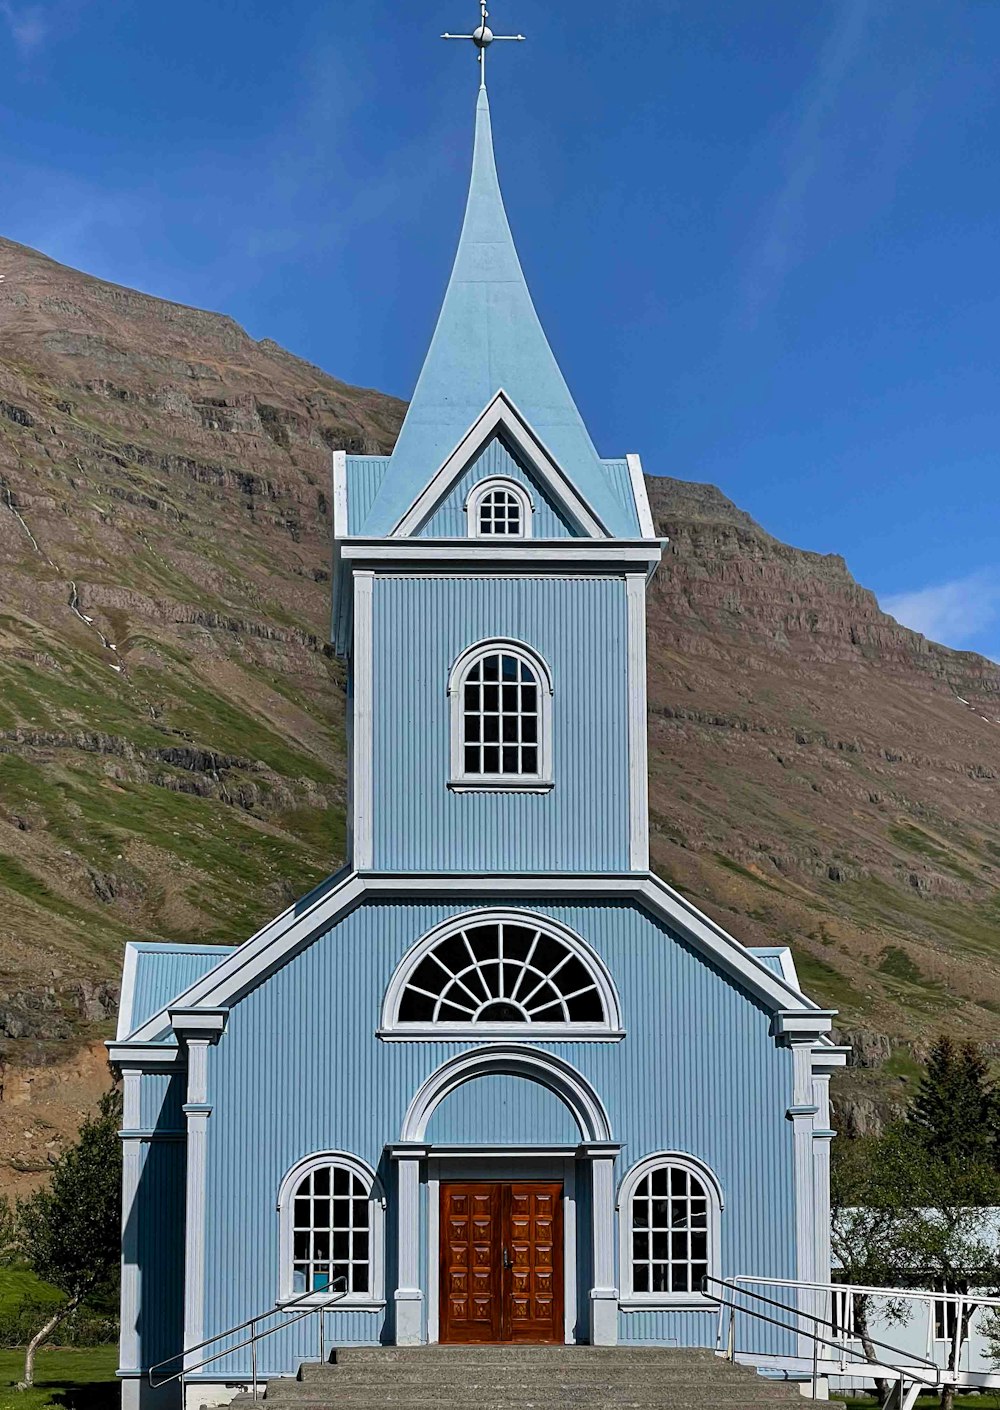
[
  {"left": 812, "top": 1324, "right": 820, "bottom": 1398},
  {"left": 319, "top": 1305, "right": 326, "bottom": 1366},
  {"left": 728, "top": 1305, "right": 736, "bottom": 1361},
  {"left": 251, "top": 1316, "right": 258, "bottom": 1400}
]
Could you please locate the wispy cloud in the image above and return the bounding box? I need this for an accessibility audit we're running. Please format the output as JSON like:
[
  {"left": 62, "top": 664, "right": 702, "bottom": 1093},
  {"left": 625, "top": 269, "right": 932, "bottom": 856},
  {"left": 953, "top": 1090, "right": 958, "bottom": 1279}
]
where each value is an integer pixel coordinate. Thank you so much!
[
  {"left": 882, "top": 572, "right": 1000, "bottom": 657},
  {"left": 0, "top": 1, "right": 49, "bottom": 53},
  {"left": 740, "top": 0, "right": 874, "bottom": 325}
]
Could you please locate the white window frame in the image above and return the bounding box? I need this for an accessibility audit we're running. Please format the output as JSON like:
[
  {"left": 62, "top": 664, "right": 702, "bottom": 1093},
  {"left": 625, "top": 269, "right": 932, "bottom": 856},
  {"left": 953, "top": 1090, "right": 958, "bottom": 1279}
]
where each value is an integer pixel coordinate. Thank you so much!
[
  {"left": 276, "top": 1150, "right": 386, "bottom": 1308},
  {"left": 379, "top": 909, "right": 624, "bottom": 1042},
  {"left": 447, "top": 638, "right": 553, "bottom": 792},
  {"left": 617, "top": 1151, "right": 723, "bottom": 1310},
  {"left": 465, "top": 475, "right": 534, "bottom": 540}
]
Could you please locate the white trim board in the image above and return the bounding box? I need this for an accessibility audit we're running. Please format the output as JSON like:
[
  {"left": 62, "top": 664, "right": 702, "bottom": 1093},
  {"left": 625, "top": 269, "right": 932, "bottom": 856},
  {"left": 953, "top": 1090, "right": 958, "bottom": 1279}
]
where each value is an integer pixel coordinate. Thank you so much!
[
  {"left": 118, "top": 870, "right": 832, "bottom": 1047},
  {"left": 625, "top": 455, "right": 656, "bottom": 540},
  {"left": 392, "top": 390, "right": 609, "bottom": 540}
]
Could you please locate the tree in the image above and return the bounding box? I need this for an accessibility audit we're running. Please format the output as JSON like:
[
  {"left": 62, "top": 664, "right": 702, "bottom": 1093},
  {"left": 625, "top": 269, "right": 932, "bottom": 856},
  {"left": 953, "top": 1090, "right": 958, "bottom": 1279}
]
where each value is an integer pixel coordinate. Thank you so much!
[
  {"left": 15, "top": 1087, "right": 122, "bottom": 1390},
  {"left": 0, "top": 1196, "right": 18, "bottom": 1267},
  {"left": 831, "top": 1128, "right": 928, "bottom": 1404},
  {"left": 907, "top": 1037, "right": 996, "bottom": 1167}
]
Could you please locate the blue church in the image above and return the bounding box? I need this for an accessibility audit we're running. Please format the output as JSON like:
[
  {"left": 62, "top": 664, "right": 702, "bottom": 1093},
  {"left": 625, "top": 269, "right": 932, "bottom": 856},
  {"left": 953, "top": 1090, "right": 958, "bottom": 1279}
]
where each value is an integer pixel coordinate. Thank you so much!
[{"left": 110, "top": 39, "right": 844, "bottom": 1410}]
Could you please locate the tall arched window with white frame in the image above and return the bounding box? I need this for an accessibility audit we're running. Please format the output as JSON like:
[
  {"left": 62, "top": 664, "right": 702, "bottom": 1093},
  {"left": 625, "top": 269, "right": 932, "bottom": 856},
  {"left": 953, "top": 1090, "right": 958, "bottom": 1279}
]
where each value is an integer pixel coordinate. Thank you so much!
[
  {"left": 618, "top": 1153, "right": 723, "bottom": 1309},
  {"left": 448, "top": 640, "right": 553, "bottom": 791},
  {"left": 466, "top": 476, "right": 533, "bottom": 539},
  {"left": 276, "top": 1152, "right": 385, "bottom": 1306}
]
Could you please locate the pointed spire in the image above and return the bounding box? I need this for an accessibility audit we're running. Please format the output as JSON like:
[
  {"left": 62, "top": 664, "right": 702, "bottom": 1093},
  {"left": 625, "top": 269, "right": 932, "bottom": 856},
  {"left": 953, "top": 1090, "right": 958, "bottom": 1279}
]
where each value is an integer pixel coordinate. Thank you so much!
[{"left": 365, "top": 89, "right": 630, "bottom": 536}]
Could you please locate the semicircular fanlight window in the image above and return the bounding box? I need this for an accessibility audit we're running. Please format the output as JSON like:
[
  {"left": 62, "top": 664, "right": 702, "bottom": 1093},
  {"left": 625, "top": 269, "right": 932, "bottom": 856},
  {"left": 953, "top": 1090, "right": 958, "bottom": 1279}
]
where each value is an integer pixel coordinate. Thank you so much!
[{"left": 396, "top": 920, "right": 607, "bottom": 1026}]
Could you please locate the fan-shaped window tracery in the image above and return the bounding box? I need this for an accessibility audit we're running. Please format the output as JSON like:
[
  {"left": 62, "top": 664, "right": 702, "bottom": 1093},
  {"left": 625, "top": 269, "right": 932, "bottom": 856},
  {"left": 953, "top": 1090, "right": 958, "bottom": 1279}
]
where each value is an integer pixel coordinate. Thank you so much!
[{"left": 382, "top": 913, "right": 622, "bottom": 1039}]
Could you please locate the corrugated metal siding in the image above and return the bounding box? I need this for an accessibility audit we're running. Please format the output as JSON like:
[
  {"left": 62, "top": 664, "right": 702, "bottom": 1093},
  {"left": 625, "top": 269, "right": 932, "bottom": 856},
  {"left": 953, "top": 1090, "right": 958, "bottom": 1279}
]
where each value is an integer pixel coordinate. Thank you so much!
[
  {"left": 425, "top": 1074, "right": 580, "bottom": 1143},
  {"left": 417, "top": 436, "right": 575, "bottom": 539},
  {"left": 139, "top": 1073, "right": 186, "bottom": 1133},
  {"left": 347, "top": 456, "right": 390, "bottom": 534},
  {"left": 197, "top": 895, "right": 796, "bottom": 1374},
  {"left": 600, "top": 460, "right": 641, "bottom": 535},
  {"left": 128, "top": 1139, "right": 186, "bottom": 1367},
  {"left": 372, "top": 576, "right": 630, "bottom": 871},
  {"left": 129, "top": 945, "right": 234, "bottom": 1036}
]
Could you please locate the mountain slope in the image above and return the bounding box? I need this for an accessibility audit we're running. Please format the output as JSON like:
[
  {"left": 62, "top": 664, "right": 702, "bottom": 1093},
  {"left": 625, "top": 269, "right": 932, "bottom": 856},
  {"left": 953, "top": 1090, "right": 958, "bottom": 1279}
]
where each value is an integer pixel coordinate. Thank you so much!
[{"left": 1, "top": 235, "right": 999, "bottom": 1178}]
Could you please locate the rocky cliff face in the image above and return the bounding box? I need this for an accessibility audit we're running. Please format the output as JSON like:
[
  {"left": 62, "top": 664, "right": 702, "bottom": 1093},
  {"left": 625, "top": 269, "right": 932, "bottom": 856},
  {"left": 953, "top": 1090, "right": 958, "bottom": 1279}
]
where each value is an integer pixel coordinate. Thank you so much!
[{"left": 1, "top": 235, "right": 999, "bottom": 1184}]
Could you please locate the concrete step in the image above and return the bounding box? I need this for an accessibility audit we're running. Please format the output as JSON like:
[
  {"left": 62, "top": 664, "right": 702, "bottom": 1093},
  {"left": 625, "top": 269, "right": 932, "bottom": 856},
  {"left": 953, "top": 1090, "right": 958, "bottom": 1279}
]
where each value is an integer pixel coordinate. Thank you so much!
[
  {"left": 331, "top": 1347, "right": 725, "bottom": 1365},
  {"left": 224, "top": 1346, "right": 829, "bottom": 1410}
]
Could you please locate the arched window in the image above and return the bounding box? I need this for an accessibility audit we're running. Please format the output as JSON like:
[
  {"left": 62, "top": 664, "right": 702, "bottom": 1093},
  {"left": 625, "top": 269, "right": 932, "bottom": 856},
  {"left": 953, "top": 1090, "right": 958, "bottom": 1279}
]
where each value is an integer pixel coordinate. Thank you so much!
[
  {"left": 448, "top": 640, "right": 553, "bottom": 791},
  {"left": 277, "top": 1152, "right": 385, "bottom": 1306},
  {"left": 618, "top": 1153, "right": 722, "bottom": 1308},
  {"left": 380, "top": 910, "right": 623, "bottom": 1040},
  {"left": 466, "top": 477, "right": 533, "bottom": 539}
]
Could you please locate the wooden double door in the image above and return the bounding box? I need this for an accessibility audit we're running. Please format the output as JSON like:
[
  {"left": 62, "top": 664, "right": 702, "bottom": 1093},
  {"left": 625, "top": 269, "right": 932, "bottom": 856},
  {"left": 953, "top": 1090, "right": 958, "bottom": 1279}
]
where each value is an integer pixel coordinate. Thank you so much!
[{"left": 440, "top": 1181, "right": 563, "bottom": 1344}]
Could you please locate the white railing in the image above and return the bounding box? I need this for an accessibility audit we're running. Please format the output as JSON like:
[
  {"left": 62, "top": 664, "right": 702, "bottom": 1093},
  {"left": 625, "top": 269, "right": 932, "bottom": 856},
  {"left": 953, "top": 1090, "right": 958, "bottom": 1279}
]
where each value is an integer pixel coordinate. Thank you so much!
[{"left": 705, "top": 1276, "right": 1000, "bottom": 1406}]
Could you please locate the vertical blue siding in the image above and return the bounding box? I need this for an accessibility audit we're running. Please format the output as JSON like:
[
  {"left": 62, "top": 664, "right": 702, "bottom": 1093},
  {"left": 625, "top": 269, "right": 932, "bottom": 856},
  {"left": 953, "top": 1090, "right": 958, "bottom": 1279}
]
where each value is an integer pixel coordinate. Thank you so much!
[
  {"left": 127, "top": 1139, "right": 186, "bottom": 1368},
  {"left": 139, "top": 1072, "right": 186, "bottom": 1133},
  {"left": 417, "top": 436, "right": 575, "bottom": 538},
  {"left": 127, "top": 945, "right": 234, "bottom": 1037},
  {"left": 372, "top": 577, "right": 630, "bottom": 872},
  {"left": 346, "top": 456, "right": 390, "bottom": 534},
  {"left": 193, "top": 896, "right": 796, "bottom": 1376},
  {"left": 425, "top": 1074, "right": 580, "bottom": 1143}
]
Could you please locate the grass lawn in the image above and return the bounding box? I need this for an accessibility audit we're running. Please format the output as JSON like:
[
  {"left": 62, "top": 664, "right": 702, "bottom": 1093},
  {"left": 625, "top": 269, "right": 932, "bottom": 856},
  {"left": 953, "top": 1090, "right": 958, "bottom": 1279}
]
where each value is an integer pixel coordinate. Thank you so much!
[
  {"left": 0, "top": 1347, "right": 118, "bottom": 1410},
  {"left": 0, "top": 1272, "right": 62, "bottom": 1318}
]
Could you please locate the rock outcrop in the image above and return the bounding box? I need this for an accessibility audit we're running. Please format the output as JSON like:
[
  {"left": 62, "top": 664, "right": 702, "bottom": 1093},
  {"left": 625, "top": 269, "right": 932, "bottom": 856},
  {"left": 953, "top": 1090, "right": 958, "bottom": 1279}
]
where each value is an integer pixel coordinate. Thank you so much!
[{"left": 1, "top": 234, "right": 999, "bottom": 1174}]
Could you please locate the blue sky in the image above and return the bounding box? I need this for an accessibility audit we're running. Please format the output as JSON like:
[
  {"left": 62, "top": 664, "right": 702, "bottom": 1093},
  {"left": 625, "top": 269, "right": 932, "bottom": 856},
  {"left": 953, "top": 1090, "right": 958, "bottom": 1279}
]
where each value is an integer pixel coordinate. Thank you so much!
[{"left": 2, "top": 1, "right": 998, "bottom": 660}]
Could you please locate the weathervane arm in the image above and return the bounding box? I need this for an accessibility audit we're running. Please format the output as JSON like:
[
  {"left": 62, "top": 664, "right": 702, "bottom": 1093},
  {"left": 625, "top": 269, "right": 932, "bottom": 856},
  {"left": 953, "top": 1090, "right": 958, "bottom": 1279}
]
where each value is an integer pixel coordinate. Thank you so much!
[{"left": 441, "top": 6, "right": 525, "bottom": 88}]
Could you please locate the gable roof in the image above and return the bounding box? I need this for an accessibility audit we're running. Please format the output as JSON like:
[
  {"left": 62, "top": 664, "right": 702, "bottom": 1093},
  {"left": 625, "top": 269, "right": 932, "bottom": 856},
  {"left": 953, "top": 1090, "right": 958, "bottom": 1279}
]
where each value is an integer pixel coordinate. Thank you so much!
[
  {"left": 116, "top": 870, "right": 833, "bottom": 1048},
  {"left": 363, "top": 88, "right": 635, "bottom": 540}
]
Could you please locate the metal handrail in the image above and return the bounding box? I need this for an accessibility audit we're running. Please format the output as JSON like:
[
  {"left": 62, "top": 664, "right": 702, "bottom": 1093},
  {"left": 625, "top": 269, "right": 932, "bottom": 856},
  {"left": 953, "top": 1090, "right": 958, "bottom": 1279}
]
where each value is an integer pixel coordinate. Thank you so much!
[
  {"left": 703, "top": 1275, "right": 942, "bottom": 1404},
  {"left": 728, "top": 1276, "right": 994, "bottom": 1375},
  {"left": 148, "top": 1278, "right": 348, "bottom": 1400}
]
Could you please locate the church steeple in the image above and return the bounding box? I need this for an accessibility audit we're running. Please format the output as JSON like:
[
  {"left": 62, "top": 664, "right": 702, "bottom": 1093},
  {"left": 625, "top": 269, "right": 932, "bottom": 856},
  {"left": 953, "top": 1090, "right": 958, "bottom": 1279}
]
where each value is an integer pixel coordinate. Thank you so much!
[{"left": 364, "top": 86, "right": 634, "bottom": 537}]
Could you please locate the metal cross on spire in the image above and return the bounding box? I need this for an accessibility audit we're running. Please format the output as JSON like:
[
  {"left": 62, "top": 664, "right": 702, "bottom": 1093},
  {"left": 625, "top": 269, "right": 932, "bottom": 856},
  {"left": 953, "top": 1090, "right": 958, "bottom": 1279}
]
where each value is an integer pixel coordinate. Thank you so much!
[{"left": 442, "top": 2, "right": 525, "bottom": 89}]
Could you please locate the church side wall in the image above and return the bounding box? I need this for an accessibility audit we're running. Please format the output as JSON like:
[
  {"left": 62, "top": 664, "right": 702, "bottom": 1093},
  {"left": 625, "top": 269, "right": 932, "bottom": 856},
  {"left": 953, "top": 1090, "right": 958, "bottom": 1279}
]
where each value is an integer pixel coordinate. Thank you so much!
[
  {"left": 191, "top": 897, "right": 798, "bottom": 1379},
  {"left": 370, "top": 576, "right": 631, "bottom": 872}
]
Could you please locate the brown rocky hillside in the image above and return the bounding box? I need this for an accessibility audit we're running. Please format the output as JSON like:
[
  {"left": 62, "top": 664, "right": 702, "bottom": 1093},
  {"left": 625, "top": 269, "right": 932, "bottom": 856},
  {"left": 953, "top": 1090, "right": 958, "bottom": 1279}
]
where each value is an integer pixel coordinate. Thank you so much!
[{"left": 1, "top": 235, "right": 999, "bottom": 1187}]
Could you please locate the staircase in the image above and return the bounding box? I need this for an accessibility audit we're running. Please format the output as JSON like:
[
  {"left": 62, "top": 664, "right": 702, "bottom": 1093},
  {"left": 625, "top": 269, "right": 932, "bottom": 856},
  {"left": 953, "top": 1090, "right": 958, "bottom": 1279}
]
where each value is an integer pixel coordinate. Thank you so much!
[{"left": 225, "top": 1345, "right": 822, "bottom": 1409}]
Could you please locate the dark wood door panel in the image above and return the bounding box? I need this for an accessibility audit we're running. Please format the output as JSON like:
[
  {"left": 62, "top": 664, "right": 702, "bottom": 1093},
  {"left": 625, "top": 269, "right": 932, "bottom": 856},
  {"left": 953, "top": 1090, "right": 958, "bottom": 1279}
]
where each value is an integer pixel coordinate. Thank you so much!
[
  {"left": 439, "top": 1180, "right": 563, "bottom": 1344},
  {"left": 507, "top": 1182, "right": 562, "bottom": 1343},
  {"left": 440, "top": 1183, "right": 501, "bottom": 1343}
]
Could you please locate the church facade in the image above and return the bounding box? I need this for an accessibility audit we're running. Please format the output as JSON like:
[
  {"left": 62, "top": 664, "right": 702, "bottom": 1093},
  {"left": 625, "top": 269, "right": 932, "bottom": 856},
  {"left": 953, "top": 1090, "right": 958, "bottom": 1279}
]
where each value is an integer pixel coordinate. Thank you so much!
[{"left": 110, "top": 80, "right": 843, "bottom": 1410}]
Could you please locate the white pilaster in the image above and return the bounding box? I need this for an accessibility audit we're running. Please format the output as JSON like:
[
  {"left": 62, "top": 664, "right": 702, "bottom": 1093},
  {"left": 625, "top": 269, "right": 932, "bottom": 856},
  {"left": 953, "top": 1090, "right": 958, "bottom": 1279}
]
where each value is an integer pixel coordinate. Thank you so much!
[
  {"left": 589, "top": 1154, "right": 619, "bottom": 1345},
  {"left": 182, "top": 1038, "right": 212, "bottom": 1365},
  {"left": 119, "top": 1067, "right": 143, "bottom": 1375},
  {"left": 394, "top": 1155, "right": 424, "bottom": 1345},
  {"left": 788, "top": 1041, "right": 820, "bottom": 1354},
  {"left": 625, "top": 573, "right": 649, "bottom": 872},
  {"left": 353, "top": 570, "right": 375, "bottom": 869}
]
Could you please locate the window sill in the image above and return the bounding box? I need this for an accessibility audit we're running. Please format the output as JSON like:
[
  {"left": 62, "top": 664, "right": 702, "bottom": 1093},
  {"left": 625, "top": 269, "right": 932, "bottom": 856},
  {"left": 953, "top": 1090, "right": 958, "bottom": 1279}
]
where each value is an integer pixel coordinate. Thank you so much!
[
  {"left": 378, "top": 1026, "right": 625, "bottom": 1043},
  {"left": 448, "top": 778, "right": 554, "bottom": 794},
  {"left": 278, "top": 1295, "right": 385, "bottom": 1312},
  {"left": 620, "top": 1294, "right": 718, "bottom": 1312}
]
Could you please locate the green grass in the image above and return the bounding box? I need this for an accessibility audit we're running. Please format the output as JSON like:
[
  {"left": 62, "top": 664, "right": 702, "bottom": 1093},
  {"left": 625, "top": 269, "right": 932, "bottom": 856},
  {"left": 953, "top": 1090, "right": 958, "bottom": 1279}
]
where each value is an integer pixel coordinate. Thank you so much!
[
  {"left": 0, "top": 1347, "right": 118, "bottom": 1410},
  {"left": 878, "top": 945, "right": 925, "bottom": 985},
  {"left": 0, "top": 1271, "right": 62, "bottom": 1318},
  {"left": 788, "top": 947, "right": 864, "bottom": 1011},
  {"left": 888, "top": 823, "right": 980, "bottom": 885}
]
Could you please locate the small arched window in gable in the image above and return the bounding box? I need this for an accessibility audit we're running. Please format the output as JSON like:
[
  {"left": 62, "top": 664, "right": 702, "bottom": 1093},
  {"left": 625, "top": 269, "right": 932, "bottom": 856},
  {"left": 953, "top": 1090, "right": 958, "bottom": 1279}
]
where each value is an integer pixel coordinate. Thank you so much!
[
  {"left": 466, "top": 477, "right": 533, "bottom": 539},
  {"left": 380, "top": 911, "right": 623, "bottom": 1040},
  {"left": 618, "top": 1153, "right": 722, "bottom": 1308},
  {"left": 448, "top": 640, "right": 553, "bottom": 791}
]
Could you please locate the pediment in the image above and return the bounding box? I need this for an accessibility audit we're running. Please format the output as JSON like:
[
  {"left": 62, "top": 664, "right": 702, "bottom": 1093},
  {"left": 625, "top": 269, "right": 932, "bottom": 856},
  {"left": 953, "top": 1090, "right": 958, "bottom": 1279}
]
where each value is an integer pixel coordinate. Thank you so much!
[{"left": 391, "top": 391, "right": 611, "bottom": 540}]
